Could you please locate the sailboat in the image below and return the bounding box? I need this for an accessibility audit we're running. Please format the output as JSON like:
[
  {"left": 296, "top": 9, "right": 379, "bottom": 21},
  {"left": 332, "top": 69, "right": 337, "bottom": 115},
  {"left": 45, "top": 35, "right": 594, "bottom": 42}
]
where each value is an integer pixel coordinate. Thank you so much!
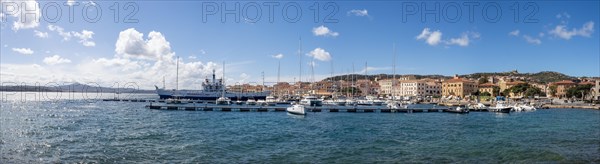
[
  {"left": 287, "top": 37, "right": 307, "bottom": 115},
  {"left": 387, "top": 43, "right": 405, "bottom": 109},
  {"left": 215, "top": 62, "right": 231, "bottom": 105}
]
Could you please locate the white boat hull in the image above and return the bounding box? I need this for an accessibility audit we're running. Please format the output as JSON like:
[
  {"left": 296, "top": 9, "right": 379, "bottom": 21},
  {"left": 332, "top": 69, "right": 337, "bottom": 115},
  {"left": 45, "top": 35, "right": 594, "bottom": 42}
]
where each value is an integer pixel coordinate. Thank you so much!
[{"left": 286, "top": 105, "right": 306, "bottom": 115}]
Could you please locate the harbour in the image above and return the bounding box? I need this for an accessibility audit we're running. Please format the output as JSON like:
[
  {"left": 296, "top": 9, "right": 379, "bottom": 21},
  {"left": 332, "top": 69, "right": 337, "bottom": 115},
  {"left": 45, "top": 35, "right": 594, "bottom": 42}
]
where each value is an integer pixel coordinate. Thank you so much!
[{"left": 1, "top": 97, "right": 598, "bottom": 163}]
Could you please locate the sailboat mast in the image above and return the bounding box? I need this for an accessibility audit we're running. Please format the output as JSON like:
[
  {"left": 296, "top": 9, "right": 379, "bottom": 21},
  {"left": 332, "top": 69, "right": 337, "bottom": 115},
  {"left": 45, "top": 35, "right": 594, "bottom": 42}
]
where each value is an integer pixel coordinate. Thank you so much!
[
  {"left": 176, "top": 56, "right": 179, "bottom": 90},
  {"left": 298, "top": 37, "right": 302, "bottom": 84},
  {"left": 365, "top": 61, "right": 368, "bottom": 96},
  {"left": 392, "top": 43, "right": 396, "bottom": 100},
  {"left": 222, "top": 62, "right": 225, "bottom": 97},
  {"left": 352, "top": 63, "right": 355, "bottom": 98}
]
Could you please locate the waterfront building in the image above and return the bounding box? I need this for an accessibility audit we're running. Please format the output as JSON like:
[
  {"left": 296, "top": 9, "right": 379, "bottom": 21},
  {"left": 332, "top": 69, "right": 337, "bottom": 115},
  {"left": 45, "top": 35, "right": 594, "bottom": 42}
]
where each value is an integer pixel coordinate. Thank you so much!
[
  {"left": 442, "top": 75, "right": 478, "bottom": 98},
  {"left": 594, "top": 80, "right": 600, "bottom": 100},
  {"left": 549, "top": 80, "right": 577, "bottom": 98},
  {"left": 478, "top": 83, "right": 497, "bottom": 97},
  {"left": 422, "top": 79, "right": 442, "bottom": 97}
]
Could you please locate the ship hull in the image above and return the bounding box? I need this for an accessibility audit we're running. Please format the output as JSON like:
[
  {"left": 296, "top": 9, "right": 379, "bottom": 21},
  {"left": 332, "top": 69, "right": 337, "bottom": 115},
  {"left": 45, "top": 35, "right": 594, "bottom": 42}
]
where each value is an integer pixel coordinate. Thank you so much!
[{"left": 156, "top": 89, "right": 270, "bottom": 101}]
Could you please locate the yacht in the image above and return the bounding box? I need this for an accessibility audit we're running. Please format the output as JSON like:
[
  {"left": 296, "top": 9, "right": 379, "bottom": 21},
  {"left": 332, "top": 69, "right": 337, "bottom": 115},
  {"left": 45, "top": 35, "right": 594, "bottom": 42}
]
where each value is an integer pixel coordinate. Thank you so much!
[{"left": 300, "top": 95, "right": 323, "bottom": 107}]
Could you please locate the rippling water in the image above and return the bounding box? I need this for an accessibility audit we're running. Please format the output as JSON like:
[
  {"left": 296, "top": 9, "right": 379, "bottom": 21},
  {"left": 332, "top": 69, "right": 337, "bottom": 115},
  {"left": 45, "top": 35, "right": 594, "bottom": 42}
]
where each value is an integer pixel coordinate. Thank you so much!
[{"left": 1, "top": 93, "right": 599, "bottom": 163}]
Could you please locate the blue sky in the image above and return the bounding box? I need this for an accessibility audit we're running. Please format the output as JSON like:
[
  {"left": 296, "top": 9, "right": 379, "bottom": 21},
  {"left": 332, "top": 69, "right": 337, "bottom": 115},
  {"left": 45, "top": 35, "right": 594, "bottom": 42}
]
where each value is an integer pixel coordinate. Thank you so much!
[{"left": 1, "top": 1, "right": 599, "bottom": 89}]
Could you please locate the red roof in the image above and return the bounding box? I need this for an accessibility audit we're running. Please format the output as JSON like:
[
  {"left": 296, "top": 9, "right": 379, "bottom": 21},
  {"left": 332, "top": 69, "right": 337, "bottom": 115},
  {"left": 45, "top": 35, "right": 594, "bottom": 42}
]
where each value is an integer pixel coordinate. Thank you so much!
[
  {"left": 553, "top": 80, "right": 576, "bottom": 85},
  {"left": 443, "top": 78, "right": 474, "bottom": 83},
  {"left": 479, "top": 83, "right": 496, "bottom": 87},
  {"left": 505, "top": 81, "right": 526, "bottom": 85}
]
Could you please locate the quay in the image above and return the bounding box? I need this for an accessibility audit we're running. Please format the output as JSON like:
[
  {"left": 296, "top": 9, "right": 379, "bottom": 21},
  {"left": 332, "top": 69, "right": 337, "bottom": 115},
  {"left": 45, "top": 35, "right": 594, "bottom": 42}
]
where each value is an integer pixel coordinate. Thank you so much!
[{"left": 144, "top": 103, "right": 448, "bottom": 113}]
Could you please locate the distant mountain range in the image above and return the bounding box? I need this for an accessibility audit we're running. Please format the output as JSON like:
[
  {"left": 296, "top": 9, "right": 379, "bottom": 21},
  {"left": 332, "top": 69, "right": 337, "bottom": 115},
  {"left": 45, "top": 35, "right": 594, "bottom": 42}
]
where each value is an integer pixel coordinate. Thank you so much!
[
  {"left": 322, "top": 71, "right": 587, "bottom": 84},
  {"left": 0, "top": 83, "right": 156, "bottom": 93},
  {"left": 0, "top": 71, "right": 592, "bottom": 92}
]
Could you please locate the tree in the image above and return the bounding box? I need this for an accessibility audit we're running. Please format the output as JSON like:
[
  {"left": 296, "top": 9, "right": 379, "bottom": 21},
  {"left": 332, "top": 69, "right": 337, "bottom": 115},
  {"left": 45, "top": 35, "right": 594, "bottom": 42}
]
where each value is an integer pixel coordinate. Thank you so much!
[
  {"left": 566, "top": 84, "right": 593, "bottom": 99},
  {"left": 478, "top": 77, "right": 489, "bottom": 84},
  {"left": 548, "top": 85, "right": 557, "bottom": 97},
  {"left": 492, "top": 86, "right": 500, "bottom": 96},
  {"left": 501, "top": 89, "right": 511, "bottom": 97},
  {"left": 481, "top": 92, "right": 491, "bottom": 96}
]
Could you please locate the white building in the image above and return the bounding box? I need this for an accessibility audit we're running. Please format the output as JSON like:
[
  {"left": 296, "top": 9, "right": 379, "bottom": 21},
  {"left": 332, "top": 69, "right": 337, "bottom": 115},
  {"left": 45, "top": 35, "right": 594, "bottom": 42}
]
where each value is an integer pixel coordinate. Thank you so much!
[
  {"left": 378, "top": 79, "right": 403, "bottom": 96},
  {"left": 399, "top": 79, "right": 442, "bottom": 97}
]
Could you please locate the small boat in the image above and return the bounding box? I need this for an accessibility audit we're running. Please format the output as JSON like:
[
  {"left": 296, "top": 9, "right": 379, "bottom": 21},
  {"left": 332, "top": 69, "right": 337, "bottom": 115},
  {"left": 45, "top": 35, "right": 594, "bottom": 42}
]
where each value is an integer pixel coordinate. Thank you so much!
[
  {"left": 444, "top": 106, "right": 469, "bottom": 114},
  {"left": 256, "top": 99, "right": 267, "bottom": 106},
  {"left": 520, "top": 104, "right": 536, "bottom": 111},
  {"left": 490, "top": 102, "right": 512, "bottom": 113},
  {"left": 345, "top": 99, "right": 357, "bottom": 106},
  {"left": 215, "top": 97, "right": 231, "bottom": 105},
  {"left": 165, "top": 98, "right": 188, "bottom": 104},
  {"left": 386, "top": 101, "right": 406, "bottom": 109},
  {"left": 470, "top": 103, "right": 488, "bottom": 111},
  {"left": 265, "top": 96, "right": 278, "bottom": 106},
  {"left": 234, "top": 100, "right": 244, "bottom": 105},
  {"left": 286, "top": 103, "right": 306, "bottom": 115},
  {"left": 246, "top": 98, "right": 257, "bottom": 105}
]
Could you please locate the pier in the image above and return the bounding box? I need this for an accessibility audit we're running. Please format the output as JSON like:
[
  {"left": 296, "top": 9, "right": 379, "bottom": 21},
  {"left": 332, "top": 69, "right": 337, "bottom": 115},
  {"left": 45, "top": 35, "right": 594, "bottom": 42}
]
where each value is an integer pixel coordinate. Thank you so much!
[{"left": 143, "top": 103, "right": 448, "bottom": 113}]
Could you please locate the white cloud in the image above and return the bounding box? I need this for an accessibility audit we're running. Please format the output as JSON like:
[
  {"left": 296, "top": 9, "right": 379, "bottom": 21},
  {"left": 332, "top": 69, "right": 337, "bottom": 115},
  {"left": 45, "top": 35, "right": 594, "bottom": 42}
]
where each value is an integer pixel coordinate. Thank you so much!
[
  {"left": 307, "top": 48, "right": 332, "bottom": 61},
  {"left": 417, "top": 28, "right": 479, "bottom": 47},
  {"left": 446, "top": 32, "right": 479, "bottom": 47},
  {"left": 447, "top": 34, "right": 470, "bottom": 47},
  {"left": 2, "top": 0, "right": 41, "bottom": 30},
  {"left": 416, "top": 28, "right": 442, "bottom": 46},
  {"left": 348, "top": 9, "right": 368, "bottom": 16},
  {"left": 509, "top": 30, "right": 520, "bottom": 36},
  {"left": 556, "top": 12, "right": 570, "bottom": 19},
  {"left": 12, "top": 48, "right": 34, "bottom": 55},
  {"left": 115, "top": 28, "right": 175, "bottom": 61},
  {"left": 73, "top": 30, "right": 95, "bottom": 47},
  {"left": 312, "top": 25, "right": 339, "bottom": 37},
  {"left": 48, "top": 25, "right": 72, "bottom": 40},
  {"left": 47, "top": 25, "right": 95, "bottom": 46},
  {"left": 549, "top": 21, "right": 594, "bottom": 40},
  {"left": 34, "top": 30, "right": 48, "bottom": 38},
  {"left": 271, "top": 53, "right": 284, "bottom": 59},
  {"left": 43, "top": 55, "right": 72, "bottom": 65},
  {"left": 188, "top": 56, "right": 197, "bottom": 59},
  {"left": 523, "top": 35, "right": 542, "bottom": 45}
]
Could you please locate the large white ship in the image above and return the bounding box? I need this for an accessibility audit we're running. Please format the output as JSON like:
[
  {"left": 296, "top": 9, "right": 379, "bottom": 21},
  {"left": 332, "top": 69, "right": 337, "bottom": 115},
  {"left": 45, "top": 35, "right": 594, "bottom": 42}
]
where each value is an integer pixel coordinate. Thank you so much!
[{"left": 155, "top": 70, "right": 270, "bottom": 100}]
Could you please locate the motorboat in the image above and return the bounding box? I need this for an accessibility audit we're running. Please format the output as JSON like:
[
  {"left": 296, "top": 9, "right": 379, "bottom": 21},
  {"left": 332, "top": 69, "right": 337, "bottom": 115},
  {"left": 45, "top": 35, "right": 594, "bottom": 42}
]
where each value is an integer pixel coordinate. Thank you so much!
[
  {"left": 286, "top": 103, "right": 306, "bottom": 115},
  {"left": 470, "top": 103, "right": 488, "bottom": 111},
  {"left": 246, "top": 98, "right": 257, "bottom": 105},
  {"left": 300, "top": 95, "right": 323, "bottom": 107},
  {"left": 265, "top": 96, "right": 278, "bottom": 106},
  {"left": 444, "top": 106, "right": 469, "bottom": 114},
  {"left": 490, "top": 101, "right": 512, "bottom": 113},
  {"left": 215, "top": 97, "right": 231, "bottom": 105},
  {"left": 256, "top": 99, "right": 267, "bottom": 106}
]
